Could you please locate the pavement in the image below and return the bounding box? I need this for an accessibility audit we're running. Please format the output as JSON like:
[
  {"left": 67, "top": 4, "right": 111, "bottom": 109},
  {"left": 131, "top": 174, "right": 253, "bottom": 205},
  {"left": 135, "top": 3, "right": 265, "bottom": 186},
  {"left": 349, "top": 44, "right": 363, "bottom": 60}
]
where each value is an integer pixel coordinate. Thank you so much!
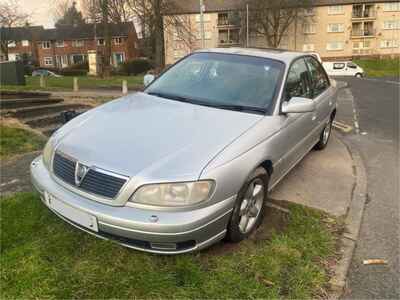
[{"left": 335, "top": 77, "right": 399, "bottom": 299}]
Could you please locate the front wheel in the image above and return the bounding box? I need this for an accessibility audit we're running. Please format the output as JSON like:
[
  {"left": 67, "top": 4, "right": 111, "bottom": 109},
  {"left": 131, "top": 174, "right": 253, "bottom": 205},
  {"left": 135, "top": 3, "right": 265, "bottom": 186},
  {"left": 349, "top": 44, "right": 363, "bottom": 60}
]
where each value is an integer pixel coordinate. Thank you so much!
[
  {"left": 226, "top": 168, "right": 268, "bottom": 243},
  {"left": 315, "top": 119, "right": 333, "bottom": 150},
  {"left": 355, "top": 73, "right": 363, "bottom": 78}
]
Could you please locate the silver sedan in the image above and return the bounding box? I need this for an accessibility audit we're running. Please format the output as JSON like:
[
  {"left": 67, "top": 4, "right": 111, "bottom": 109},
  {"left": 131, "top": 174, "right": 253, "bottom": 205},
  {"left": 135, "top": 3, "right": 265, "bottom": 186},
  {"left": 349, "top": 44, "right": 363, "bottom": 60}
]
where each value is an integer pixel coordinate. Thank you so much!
[{"left": 31, "top": 48, "right": 337, "bottom": 254}]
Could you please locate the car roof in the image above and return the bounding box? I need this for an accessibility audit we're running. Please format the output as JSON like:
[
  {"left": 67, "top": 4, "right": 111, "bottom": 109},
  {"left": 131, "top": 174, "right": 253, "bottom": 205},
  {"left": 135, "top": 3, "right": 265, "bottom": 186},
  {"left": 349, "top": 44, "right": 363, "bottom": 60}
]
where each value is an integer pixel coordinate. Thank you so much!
[{"left": 195, "top": 47, "right": 308, "bottom": 64}]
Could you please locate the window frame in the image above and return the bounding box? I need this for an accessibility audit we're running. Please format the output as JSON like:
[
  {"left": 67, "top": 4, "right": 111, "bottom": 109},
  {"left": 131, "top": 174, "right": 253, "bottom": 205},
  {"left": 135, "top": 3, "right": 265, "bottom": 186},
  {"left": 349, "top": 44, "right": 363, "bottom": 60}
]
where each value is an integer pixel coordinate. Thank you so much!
[
  {"left": 72, "top": 40, "right": 84, "bottom": 47},
  {"left": 55, "top": 40, "right": 65, "bottom": 47},
  {"left": 44, "top": 56, "right": 53, "bottom": 66},
  {"left": 42, "top": 41, "right": 51, "bottom": 49},
  {"left": 21, "top": 40, "right": 29, "bottom": 47},
  {"left": 327, "top": 23, "right": 344, "bottom": 33},
  {"left": 304, "top": 55, "right": 330, "bottom": 99}
]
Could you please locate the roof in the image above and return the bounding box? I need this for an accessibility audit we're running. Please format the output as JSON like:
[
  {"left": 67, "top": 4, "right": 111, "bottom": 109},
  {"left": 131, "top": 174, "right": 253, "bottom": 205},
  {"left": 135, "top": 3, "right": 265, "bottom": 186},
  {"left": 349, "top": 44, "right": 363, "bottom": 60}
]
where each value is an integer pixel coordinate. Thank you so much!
[
  {"left": 0, "top": 26, "right": 44, "bottom": 41},
  {"left": 165, "top": 0, "right": 398, "bottom": 14},
  {"left": 195, "top": 47, "right": 306, "bottom": 63},
  {"left": 0, "top": 22, "right": 135, "bottom": 42}
]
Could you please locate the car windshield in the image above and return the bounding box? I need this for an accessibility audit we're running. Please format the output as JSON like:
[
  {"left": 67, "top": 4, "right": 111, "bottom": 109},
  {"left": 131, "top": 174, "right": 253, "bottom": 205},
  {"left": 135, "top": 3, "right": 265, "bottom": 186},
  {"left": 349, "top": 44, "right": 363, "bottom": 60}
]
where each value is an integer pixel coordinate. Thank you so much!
[{"left": 145, "top": 52, "right": 284, "bottom": 114}]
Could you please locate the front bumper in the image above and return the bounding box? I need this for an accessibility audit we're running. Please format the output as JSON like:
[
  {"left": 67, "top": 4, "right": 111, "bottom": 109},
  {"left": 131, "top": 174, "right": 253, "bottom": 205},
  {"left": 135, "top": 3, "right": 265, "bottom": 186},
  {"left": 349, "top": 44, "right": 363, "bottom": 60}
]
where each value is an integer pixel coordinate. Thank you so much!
[{"left": 30, "top": 156, "right": 236, "bottom": 254}]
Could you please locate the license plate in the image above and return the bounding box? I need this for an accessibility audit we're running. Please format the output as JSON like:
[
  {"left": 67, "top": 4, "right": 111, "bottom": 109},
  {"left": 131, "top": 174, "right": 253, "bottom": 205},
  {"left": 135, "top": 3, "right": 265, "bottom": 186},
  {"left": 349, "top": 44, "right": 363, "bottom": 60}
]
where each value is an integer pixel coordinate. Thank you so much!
[{"left": 44, "top": 192, "right": 98, "bottom": 232}]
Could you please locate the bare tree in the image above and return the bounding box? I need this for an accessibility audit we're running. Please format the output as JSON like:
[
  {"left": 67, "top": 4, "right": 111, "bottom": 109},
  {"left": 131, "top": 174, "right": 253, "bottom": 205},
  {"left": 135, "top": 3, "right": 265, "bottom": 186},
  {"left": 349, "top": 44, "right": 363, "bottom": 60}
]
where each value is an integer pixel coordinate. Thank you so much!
[
  {"left": 0, "top": 0, "right": 30, "bottom": 60},
  {"left": 52, "top": 0, "right": 74, "bottom": 23},
  {"left": 81, "top": 0, "right": 133, "bottom": 23},
  {"left": 247, "top": 0, "right": 312, "bottom": 48}
]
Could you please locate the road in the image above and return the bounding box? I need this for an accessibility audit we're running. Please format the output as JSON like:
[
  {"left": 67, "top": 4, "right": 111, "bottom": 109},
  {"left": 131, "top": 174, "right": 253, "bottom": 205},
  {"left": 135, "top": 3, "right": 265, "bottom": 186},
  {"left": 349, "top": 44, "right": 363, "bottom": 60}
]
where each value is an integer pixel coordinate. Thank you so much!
[{"left": 335, "top": 77, "right": 399, "bottom": 299}]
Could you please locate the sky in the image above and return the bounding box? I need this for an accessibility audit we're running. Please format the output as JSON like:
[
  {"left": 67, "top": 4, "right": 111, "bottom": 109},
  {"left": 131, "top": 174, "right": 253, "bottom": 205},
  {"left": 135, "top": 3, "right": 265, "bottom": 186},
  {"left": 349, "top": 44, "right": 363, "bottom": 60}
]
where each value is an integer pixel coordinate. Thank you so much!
[{"left": 16, "top": 0, "right": 83, "bottom": 28}]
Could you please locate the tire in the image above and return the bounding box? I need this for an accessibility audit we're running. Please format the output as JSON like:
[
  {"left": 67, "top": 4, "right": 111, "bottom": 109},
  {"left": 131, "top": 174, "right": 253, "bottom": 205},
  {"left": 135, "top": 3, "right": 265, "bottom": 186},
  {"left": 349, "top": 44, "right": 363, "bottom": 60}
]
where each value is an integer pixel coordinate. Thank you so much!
[
  {"left": 226, "top": 167, "right": 269, "bottom": 243},
  {"left": 355, "top": 73, "right": 363, "bottom": 78},
  {"left": 314, "top": 118, "right": 333, "bottom": 150}
]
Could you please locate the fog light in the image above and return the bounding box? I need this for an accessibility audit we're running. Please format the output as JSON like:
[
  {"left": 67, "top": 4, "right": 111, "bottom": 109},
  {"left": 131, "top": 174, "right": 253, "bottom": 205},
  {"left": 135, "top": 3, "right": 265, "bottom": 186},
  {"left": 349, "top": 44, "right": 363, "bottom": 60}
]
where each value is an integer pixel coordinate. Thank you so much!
[{"left": 150, "top": 242, "right": 177, "bottom": 250}]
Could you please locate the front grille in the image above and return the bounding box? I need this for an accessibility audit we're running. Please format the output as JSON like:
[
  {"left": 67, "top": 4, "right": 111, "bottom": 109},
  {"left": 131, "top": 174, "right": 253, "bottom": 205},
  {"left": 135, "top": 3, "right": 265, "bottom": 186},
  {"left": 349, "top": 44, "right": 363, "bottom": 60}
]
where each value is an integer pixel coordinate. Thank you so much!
[{"left": 52, "top": 152, "right": 127, "bottom": 199}]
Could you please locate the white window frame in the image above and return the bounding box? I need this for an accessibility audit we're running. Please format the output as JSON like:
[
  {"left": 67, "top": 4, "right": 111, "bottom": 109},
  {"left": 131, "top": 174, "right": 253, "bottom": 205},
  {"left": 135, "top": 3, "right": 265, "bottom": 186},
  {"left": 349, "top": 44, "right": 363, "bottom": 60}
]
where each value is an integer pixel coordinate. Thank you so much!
[
  {"left": 327, "top": 41, "right": 344, "bottom": 51},
  {"left": 303, "top": 23, "right": 316, "bottom": 34},
  {"left": 44, "top": 56, "right": 53, "bottom": 66},
  {"left": 380, "top": 39, "right": 399, "bottom": 48},
  {"left": 113, "top": 37, "right": 123, "bottom": 45},
  {"left": 328, "top": 5, "right": 345, "bottom": 15},
  {"left": 383, "top": 2, "right": 400, "bottom": 11},
  {"left": 42, "top": 41, "right": 51, "bottom": 49},
  {"left": 21, "top": 40, "right": 29, "bottom": 47},
  {"left": 72, "top": 40, "right": 84, "bottom": 47},
  {"left": 383, "top": 20, "right": 400, "bottom": 30},
  {"left": 328, "top": 23, "right": 344, "bottom": 33},
  {"left": 55, "top": 40, "right": 64, "bottom": 47},
  {"left": 8, "top": 41, "right": 16, "bottom": 48},
  {"left": 303, "top": 44, "right": 315, "bottom": 51},
  {"left": 97, "top": 39, "right": 105, "bottom": 46}
]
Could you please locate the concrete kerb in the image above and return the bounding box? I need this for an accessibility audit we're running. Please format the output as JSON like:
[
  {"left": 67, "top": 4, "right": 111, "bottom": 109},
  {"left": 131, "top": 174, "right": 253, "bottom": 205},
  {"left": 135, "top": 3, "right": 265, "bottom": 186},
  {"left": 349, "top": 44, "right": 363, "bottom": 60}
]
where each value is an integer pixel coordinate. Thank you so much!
[{"left": 329, "top": 135, "right": 368, "bottom": 298}]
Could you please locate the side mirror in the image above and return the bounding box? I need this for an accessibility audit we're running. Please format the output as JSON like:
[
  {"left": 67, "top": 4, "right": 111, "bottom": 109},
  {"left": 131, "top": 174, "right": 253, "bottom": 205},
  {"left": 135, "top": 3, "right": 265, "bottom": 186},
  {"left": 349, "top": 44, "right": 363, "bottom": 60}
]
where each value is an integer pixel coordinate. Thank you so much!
[
  {"left": 143, "top": 74, "right": 155, "bottom": 87},
  {"left": 281, "top": 97, "right": 316, "bottom": 114}
]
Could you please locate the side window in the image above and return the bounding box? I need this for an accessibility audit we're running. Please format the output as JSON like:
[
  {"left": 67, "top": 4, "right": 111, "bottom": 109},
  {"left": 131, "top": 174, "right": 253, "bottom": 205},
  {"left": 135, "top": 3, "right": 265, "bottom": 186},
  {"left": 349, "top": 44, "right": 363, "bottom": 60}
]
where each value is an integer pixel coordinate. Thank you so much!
[
  {"left": 333, "top": 63, "right": 345, "bottom": 70},
  {"left": 305, "top": 57, "right": 330, "bottom": 97},
  {"left": 285, "top": 58, "right": 312, "bottom": 101},
  {"left": 347, "top": 62, "right": 357, "bottom": 69}
]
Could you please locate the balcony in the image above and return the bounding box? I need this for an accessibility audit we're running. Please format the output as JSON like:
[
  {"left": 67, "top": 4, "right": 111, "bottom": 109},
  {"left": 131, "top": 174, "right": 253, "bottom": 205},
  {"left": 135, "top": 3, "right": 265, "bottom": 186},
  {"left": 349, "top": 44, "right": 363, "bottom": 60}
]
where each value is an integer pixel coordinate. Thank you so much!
[
  {"left": 217, "top": 12, "right": 241, "bottom": 28},
  {"left": 351, "top": 28, "right": 376, "bottom": 38},
  {"left": 351, "top": 9, "right": 376, "bottom": 19}
]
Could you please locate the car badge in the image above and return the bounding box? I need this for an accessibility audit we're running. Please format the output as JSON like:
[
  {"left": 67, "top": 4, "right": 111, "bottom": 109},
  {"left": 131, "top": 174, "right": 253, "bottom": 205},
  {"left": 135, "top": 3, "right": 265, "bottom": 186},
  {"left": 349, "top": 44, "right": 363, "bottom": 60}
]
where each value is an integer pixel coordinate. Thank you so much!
[{"left": 75, "top": 162, "right": 89, "bottom": 186}]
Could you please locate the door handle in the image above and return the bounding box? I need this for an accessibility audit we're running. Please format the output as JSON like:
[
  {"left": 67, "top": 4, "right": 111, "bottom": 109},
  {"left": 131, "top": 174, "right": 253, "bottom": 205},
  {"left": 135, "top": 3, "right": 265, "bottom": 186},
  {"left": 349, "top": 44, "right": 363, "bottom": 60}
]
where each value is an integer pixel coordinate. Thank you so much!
[
  {"left": 329, "top": 101, "right": 333, "bottom": 106},
  {"left": 312, "top": 115, "right": 317, "bottom": 121}
]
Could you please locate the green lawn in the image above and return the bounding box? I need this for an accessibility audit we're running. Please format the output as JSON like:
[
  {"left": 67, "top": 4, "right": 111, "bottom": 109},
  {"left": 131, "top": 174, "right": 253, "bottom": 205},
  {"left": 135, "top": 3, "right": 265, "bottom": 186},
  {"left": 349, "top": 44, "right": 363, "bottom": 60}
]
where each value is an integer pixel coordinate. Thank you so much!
[
  {"left": 354, "top": 58, "right": 400, "bottom": 78},
  {"left": 0, "top": 75, "right": 144, "bottom": 92},
  {"left": 1, "top": 192, "right": 339, "bottom": 299},
  {"left": 0, "top": 126, "right": 45, "bottom": 160}
]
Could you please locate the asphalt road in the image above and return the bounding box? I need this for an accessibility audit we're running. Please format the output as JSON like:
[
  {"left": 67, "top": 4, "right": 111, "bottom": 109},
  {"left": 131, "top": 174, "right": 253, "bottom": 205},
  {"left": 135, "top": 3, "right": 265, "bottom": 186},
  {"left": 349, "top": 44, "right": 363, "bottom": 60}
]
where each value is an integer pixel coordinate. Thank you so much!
[{"left": 335, "top": 77, "right": 399, "bottom": 299}]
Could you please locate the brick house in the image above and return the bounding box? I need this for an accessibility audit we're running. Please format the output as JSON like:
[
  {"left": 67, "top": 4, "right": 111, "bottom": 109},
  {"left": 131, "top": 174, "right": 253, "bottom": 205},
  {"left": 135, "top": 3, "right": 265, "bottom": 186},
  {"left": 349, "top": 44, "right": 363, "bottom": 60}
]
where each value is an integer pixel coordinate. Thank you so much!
[
  {"left": 1, "top": 22, "right": 139, "bottom": 68},
  {"left": 163, "top": 0, "right": 400, "bottom": 65}
]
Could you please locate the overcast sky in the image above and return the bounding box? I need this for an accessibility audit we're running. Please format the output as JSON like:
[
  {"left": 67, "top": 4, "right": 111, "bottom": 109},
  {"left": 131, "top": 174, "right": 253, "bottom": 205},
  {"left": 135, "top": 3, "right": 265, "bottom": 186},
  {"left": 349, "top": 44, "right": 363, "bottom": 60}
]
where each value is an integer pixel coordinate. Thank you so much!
[{"left": 17, "top": 0, "right": 83, "bottom": 28}]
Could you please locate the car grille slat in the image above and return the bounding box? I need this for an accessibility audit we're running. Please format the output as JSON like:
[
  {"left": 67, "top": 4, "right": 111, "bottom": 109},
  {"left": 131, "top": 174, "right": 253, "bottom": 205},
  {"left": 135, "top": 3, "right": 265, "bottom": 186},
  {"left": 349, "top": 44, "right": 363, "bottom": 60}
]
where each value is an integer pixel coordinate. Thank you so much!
[{"left": 52, "top": 152, "right": 127, "bottom": 199}]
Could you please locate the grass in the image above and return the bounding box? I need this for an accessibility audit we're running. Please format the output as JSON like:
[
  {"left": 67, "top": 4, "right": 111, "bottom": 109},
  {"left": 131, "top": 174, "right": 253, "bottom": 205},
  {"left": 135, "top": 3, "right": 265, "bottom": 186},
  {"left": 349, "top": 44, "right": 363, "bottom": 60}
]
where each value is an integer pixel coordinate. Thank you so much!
[
  {"left": 1, "top": 192, "right": 339, "bottom": 299},
  {"left": 0, "top": 126, "right": 45, "bottom": 160},
  {"left": 354, "top": 58, "right": 400, "bottom": 78},
  {"left": 0, "top": 75, "right": 144, "bottom": 92}
]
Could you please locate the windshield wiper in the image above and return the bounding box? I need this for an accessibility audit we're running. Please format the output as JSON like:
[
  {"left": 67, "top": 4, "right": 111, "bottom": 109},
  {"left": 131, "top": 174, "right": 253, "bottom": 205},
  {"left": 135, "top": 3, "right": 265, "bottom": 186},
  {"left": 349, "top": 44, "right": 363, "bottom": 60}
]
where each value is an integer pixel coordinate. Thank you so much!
[
  {"left": 209, "top": 104, "right": 267, "bottom": 114},
  {"left": 146, "top": 92, "right": 194, "bottom": 103}
]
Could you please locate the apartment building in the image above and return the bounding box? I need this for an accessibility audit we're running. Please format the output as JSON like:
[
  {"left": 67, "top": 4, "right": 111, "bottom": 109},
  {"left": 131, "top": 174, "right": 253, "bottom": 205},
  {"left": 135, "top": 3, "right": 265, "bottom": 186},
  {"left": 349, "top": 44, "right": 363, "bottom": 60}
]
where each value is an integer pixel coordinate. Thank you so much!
[
  {"left": 163, "top": 0, "right": 400, "bottom": 65},
  {"left": 0, "top": 22, "right": 139, "bottom": 68}
]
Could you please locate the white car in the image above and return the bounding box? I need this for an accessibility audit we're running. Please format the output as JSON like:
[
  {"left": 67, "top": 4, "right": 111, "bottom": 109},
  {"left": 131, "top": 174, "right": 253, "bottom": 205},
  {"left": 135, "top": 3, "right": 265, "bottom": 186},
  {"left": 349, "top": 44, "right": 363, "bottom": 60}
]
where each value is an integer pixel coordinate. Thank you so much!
[{"left": 322, "top": 61, "right": 364, "bottom": 77}]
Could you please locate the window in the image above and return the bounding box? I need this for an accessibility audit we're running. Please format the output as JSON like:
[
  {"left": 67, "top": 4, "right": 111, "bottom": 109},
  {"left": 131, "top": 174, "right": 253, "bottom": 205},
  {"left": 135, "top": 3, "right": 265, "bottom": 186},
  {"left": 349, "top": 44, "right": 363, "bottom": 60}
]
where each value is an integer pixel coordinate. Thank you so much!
[
  {"left": 305, "top": 57, "right": 329, "bottom": 97},
  {"left": 42, "top": 41, "right": 51, "bottom": 49},
  {"left": 8, "top": 41, "right": 16, "bottom": 47},
  {"left": 97, "top": 39, "right": 104, "bottom": 46},
  {"left": 327, "top": 41, "right": 344, "bottom": 51},
  {"left": 380, "top": 39, "right": 399, "bottom": 48},
  {"left": 195, "top": 14, "right": 211, "bottom": 22},
  {"left": 303, "top": 23, "right": 316, "bottom": 34},
  {"left": 285, "top": 58, "right": 312, "bottom": 101},
  {"left": 383, "top": 20, "right": 400, "bottom": 29},
  {"left": 219, "top": 28, "right": 240, "bottom": 45},
  {"left": 354, "top": 40, "right": 371, "bottom": 49},
  {"left": 333, "top": 63, "right": 345, "bottom": 69},
  {"left": 113, "top": 52, "right": 125, "bottom": 65},
  {"left": 44, "top": 57, "right": 53, "bottom": 66},
  {"left": 347, "top": 62, "right": 358, "bottom": 69},
  {"left": 22, "top": 40, "right": 29, "bottom": 46},
  {"left": 147, "top": 52, "right": 284, "bottom": 113},
  {"left": 71, "top": 54, "right": 85, "bottom": 64},
  {"left": 72, "top": 40, "right": 84, "bottom": 47},
  {"left": 55, "top": 40, "right": 64, "bottom": 47},
  {"left": 328, "top": 23, "right": 344, "bottom": 33},
  {"left": 328, "top": 5, "right": 344, "bottom": 15},
  {"left": 304, "top": 8, "right": 315, "bottom": 16},
  {"left": 114, "top": 37, "right": 122, "bottom": 45},
  {"left": 196, "top": 25, "right": 212, "bottom": 40},
  {"left": 383, "top": 2, "right": 400, "bottom": 11},
  {"left": 303, "top": 44, "right": 315, "bottom": 51}
]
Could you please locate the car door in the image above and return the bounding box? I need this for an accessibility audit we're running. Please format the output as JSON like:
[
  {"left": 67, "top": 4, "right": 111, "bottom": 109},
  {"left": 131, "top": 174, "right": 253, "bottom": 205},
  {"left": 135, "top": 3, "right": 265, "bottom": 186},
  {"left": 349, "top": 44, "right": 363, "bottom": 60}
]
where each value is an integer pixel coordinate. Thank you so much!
[
  {"left": 270, "top": 58, "right": 317, "bottom": 186},
  {"left": 305, "top": 56, "right": 333, "bottom": 140}
]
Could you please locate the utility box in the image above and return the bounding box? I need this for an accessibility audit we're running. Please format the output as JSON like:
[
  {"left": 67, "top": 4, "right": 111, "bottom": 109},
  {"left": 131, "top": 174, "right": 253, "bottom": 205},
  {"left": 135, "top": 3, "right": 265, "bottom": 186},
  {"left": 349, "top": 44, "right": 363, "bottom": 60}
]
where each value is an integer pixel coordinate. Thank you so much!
[
  {"left": 88, "top": 50, "right": 102, "bottom": 76},
  {"left": 0, "top": 61, "right": 26, "bottom": 85}
]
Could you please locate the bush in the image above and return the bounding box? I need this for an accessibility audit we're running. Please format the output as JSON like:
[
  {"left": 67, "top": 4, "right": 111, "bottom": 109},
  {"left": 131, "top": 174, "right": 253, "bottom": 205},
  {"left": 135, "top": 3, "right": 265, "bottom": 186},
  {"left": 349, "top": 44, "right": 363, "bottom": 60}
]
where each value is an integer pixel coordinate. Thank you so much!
[
  {"left": 119, "top": 59, "right": 153, "bottom": 75},
  {"left": 69, "top": 61, "right": 89, "bottom": 71},
  {"left": 58, "top": 68, "right": 87, "bottom": 76}
]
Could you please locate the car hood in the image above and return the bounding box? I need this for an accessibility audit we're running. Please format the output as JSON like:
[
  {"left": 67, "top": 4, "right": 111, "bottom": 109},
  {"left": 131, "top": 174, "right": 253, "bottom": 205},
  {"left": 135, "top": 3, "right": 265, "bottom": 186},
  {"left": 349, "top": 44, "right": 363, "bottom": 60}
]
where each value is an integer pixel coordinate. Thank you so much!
[{"left": 55, "top": 92, "right": 263, "bottom": 181}]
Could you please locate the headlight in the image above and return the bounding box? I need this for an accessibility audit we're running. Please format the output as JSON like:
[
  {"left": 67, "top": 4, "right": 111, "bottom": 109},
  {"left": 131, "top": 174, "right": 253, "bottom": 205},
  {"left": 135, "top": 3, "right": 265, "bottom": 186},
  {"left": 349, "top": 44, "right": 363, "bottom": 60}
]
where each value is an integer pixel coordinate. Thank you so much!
[
  {"left": 43, "top": 137, "right": 56, "bottom": 169},
  {"left": 129, "top": 181, "right": 214, "bottom": 207}
]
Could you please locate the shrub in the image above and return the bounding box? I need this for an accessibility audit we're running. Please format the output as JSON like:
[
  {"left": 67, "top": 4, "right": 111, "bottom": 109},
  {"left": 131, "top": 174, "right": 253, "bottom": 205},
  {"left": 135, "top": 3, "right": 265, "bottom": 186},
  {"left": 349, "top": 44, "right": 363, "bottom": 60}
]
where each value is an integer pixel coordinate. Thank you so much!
[
  {"left": 58, "top": 68, "right": 87, "bottom": 76},
  {"left": 119, "top": 59, "right": 153, "bottom": 75},
  {"left": 69, "top": 61, "right": 89, "bottom": 71}
]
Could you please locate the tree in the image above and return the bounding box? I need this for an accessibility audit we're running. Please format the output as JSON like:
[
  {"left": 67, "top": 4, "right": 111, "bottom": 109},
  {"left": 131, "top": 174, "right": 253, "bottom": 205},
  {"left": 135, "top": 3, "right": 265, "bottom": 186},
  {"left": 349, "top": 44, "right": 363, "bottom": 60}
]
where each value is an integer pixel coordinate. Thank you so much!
[
  {"left": 81, "top": 0, "right": 133, "bottom": 23},
  {"left": 246, "top": 0, "right": 312, "bottom": 48},
  {"left": 55, "top": 1, "right": 85, "bottom": 27},
  {"left": 0, "top": 0, "right": 30, "bottom": 60}
]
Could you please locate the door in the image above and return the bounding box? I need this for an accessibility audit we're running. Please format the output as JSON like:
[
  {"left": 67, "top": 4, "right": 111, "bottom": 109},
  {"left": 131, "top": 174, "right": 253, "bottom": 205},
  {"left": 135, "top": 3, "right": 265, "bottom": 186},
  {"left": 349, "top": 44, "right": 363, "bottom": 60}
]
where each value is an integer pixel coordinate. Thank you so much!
[
  {"left": 332, "top": 62, "right": 346, "bottom": 76},
  {"left": 270, "top": 58, "right": 317, "bottom": 186},
  {"left": 347, "top": 62, "right": 358, "bottom": 76},
  {"left": 305, "top": 56, "right": 333, "bottom": 141}
]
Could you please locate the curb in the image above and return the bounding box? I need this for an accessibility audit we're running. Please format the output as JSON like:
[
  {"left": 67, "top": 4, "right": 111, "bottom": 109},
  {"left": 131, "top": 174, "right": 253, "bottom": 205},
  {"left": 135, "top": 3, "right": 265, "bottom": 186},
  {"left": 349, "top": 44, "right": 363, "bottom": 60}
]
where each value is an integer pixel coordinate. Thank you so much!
[{"left": 329, "top": 135, "right": 368, "bottom": 299}]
